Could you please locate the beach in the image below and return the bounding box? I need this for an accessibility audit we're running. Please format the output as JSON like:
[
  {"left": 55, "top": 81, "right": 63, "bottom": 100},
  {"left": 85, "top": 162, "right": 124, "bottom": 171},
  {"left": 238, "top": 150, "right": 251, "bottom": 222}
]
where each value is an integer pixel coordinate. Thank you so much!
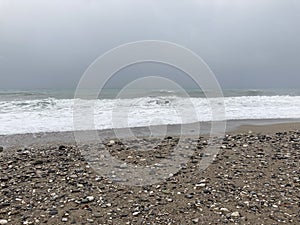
[
  {"left": 1, "top": 121, "right": 300, "bottom": 224},
  {"left": 1, "top": 0, "right": 300, "bottom": 224}
]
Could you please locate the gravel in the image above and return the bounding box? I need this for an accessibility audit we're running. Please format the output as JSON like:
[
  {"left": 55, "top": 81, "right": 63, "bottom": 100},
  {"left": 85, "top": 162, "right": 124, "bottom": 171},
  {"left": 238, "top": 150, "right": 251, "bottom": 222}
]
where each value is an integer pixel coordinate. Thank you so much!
[{"left": 0, "top": 130, "right": 300, "bottom": 224}]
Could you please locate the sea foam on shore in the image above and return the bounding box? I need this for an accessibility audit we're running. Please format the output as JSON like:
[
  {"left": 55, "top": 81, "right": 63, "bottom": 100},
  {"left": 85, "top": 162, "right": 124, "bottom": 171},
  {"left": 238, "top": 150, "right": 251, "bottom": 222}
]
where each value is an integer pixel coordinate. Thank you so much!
[{"left": 1, "top": 94, "right": 300, "bottom": 135}]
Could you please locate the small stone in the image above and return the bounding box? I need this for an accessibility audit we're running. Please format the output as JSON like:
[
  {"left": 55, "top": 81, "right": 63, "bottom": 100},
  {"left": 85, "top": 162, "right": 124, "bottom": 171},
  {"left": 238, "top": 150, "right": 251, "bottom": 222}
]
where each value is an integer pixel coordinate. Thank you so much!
[
  {"left": 0, "top": 177, "right": 9, "bottom": 182},
  {"left": 185, "top": 194, "right": 193, "bottom": 199},
  {"left": 107, "top": 140, "right": 115, "bottom": 146},
  {"left": 244, "top": 201, "right": 250, "bottom": 207},
  {"left": 62, "top": 218, "right": 68, "bottom": 222},
  {"left": 220, "top": 208, "right": 230, "bottom": 213},
  {"left": 95, "top": 177, "right": 102, "bottom": 182},
  {"left": 242, "top": 144, "right": 248, "bottom": 148},
  {"left": 49, "top": 209, "right": 58, "bottom": 215},
  {"left": 0, "top": 219, "right": 8, "bottom": 225},
  {"left": 59, "top": 145, "right": 66, "bottom": 150},
  {"left": 203, "top": 189, "right": 211, "bottom": 194},
  {"left": 93, "top": 213, "right": 102, "bottom": 218},
  {"left": 33, "top": 160, "right": 43, "bottom": 165},
  {"left": 195, "top": 183, "right": 206, "bottom": 189},
  {"left": 231, "top": 211, "right": 240, "bottom": 217},
  {"left": 192, "top": 218, "right": 199, "bottom": 223},
  {"left": 132, "top": 211, "right": 140, "bottom": 216},
  {"left": 86, "top": 196, "right": 94, "bottom": 202},
  {"left": 20, "top": 150, "right": 30, "bottom": 155},
  {"left": 119, "top": 163, "right": 127, "bottom": 169},
  {"left": 155, "top": 154, "right": 165, "bottom": 159},
  {"left": 162, "top": 190, "right": 170, "bottom": 194}
]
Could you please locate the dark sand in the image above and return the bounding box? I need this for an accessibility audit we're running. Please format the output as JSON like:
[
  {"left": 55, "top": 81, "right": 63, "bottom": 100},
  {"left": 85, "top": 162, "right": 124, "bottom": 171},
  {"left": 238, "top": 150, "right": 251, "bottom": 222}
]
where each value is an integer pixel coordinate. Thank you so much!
[
  {"left": 1, "top": 119, "right": 300, "bottom": 150},
  {"left": 0, "top": 120, "right": 300, "bottom": 224}
]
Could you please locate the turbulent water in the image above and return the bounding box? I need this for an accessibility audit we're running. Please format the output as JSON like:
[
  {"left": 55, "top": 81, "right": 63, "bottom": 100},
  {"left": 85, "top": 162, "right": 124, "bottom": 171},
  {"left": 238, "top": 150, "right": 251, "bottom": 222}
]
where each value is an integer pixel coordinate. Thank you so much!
[{"left": 0, "top": 89, "right": 300, "bottom": 135}]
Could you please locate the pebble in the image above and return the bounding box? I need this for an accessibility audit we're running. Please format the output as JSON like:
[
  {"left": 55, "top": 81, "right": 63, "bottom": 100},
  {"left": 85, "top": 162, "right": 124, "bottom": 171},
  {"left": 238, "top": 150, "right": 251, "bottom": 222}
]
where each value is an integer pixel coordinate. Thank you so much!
[
  {"left": 231, "top": 211, "right": 240, "bottom": 217},
  {"left": 0, "top": 220, "right": 8, "bottom": 225},
  {"left": 95, "top": 177, "right": 102, "bottom": 182},
  {"left": 87, "top": 196, "right": 94, "bottom": 201},
  {"left": 132, "top": 211, "right": 140, "bottom": 216},
  {"left": 192, "top": 218, "right": 199, "bottom": 223},
  {"left": 58, "top": 145, "right": 66, "bottom": 150},
  {"left": 119, "top": 163, "right": 128, "bottom": 169},
  {"left": 93, "top": 213, "right": 102, "bottom": 218},
  {"left": 185, "top": 194, "right": 193, "bottom": 199},
  {"left": 107, "top": 140, "right": 115, "bottom": 146},
  {"left": 194, "top": 183, "right": 206, "bottom": 189},
  {"left": 49, "top": 209, "right": 58, "bottom": 215},
  {"left": 1, "top": 131, "right": 300, "bottom": 224},
  {"left": 220, "top": 208, "right": 230, "bottom": 213}
]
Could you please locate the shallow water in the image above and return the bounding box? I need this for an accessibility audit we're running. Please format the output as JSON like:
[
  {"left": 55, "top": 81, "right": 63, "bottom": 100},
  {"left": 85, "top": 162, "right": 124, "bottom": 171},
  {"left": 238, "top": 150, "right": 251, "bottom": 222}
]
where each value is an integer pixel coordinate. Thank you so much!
[{"left": 0, "top": 89, "right": 300, "bottom": 135}]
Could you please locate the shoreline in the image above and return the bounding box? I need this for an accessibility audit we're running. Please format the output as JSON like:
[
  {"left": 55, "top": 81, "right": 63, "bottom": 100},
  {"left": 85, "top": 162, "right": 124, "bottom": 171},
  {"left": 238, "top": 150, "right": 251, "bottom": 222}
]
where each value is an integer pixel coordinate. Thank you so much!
[{"left": 1, "top": 118, "right": 300, "bottom": 150}]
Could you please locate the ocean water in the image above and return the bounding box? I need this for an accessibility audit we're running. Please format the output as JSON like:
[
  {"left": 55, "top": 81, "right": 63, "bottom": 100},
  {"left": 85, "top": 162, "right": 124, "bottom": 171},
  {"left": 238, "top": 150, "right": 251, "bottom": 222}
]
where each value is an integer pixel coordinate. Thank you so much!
[{"left": 0, "top": 89, "right": 300, "bottom": 135}]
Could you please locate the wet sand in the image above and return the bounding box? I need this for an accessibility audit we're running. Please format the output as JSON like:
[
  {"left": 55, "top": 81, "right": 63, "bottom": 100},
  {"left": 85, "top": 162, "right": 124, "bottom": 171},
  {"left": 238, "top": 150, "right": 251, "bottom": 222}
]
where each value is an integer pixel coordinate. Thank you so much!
[
  {"left": 0, "top": 120, "right": 300, "bottom": 224},
  {"left": 1, "top": 119, "right": 300, "bottom": 150}
]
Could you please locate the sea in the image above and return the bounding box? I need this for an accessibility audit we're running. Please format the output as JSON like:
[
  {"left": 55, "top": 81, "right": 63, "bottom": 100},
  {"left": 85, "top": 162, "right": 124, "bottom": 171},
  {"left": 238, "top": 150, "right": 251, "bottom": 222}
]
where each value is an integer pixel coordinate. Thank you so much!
[{"left": 0, "top": 88, "right": 300, "bottom": 135}]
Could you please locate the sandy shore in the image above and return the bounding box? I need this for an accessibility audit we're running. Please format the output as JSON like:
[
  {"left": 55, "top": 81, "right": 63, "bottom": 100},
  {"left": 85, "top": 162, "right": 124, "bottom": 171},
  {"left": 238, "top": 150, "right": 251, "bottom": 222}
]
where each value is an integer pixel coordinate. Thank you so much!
[{"left": 0, "top": 120, "right": 300, "bottom": 224}]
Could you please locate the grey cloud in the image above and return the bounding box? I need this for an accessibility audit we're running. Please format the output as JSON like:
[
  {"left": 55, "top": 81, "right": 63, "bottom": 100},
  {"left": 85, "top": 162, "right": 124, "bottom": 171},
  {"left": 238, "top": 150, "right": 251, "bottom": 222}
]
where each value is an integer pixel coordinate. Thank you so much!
[{"left": 0, "top": 0, "right": 299, "bottom": 89}]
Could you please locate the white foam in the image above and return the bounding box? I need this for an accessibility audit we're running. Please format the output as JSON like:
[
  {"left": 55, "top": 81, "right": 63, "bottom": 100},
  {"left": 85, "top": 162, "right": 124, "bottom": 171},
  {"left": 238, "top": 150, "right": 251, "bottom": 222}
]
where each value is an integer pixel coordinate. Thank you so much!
[{"left": 0, "top": 95, "right": 300, "bottom": 135}]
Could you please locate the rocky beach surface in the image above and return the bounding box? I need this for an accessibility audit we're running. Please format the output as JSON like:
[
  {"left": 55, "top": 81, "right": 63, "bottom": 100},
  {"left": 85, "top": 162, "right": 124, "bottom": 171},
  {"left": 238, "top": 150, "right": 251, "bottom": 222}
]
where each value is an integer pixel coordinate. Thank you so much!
[{"left": 0, "top": 123, "right": 300, "bottom": 224}]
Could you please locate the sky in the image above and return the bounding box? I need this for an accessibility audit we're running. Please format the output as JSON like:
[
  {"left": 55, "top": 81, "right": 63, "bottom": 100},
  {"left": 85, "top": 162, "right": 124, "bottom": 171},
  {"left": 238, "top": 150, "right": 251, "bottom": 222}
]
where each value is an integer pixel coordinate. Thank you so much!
[{"left": 0, "top": 0, "right": 300, "bottom": 89}]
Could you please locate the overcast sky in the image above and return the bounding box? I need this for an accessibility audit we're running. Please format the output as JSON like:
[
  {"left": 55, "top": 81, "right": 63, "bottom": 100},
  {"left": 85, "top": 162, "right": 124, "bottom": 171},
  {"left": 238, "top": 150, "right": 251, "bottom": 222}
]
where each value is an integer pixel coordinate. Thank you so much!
[{"left": 0, "top": 0, "right": 300, "bottom": 89}]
